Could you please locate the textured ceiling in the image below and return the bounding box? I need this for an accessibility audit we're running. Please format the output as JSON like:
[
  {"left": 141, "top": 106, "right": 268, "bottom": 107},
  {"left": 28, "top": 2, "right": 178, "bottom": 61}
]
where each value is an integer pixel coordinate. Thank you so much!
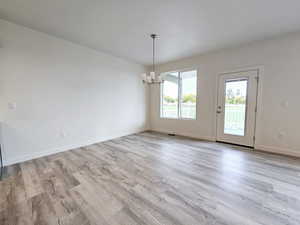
[{"left": 1, "top": 0, "right": 300, "bottom": 65}]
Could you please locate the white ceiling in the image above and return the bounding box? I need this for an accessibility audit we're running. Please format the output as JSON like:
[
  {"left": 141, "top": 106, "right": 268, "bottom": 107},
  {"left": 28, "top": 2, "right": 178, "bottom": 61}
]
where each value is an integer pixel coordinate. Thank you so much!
[{"left": 1, "top": 0, "right": 300, "bottom": 65}]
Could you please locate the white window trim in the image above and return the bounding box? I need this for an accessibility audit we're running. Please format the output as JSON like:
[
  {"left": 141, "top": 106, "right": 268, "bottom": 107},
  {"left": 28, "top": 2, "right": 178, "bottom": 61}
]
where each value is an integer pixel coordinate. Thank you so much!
[{"left": 160, "top": 69, "right": 198, "bottom": 120}]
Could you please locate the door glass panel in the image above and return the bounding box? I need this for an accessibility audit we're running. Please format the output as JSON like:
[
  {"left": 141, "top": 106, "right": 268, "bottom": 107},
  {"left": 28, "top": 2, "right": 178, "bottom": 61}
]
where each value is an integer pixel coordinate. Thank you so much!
[{"left": 224, "top": 79, "right": 248, "bottom": 136}]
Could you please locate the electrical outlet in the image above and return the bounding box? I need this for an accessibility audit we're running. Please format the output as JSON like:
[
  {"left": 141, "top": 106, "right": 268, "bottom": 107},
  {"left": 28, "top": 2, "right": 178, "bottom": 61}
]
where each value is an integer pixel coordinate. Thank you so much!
[
  {"left": 60, "top": 131, "right": 67, "bottom": 138},
  {"left": 278, "top": 131, "right": 285, "bottom": 139}
]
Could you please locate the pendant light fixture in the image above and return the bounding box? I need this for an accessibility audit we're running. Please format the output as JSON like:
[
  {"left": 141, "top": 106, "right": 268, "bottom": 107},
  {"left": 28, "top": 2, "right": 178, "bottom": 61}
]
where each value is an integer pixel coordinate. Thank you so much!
[{"left": 141, "top": 34, "right": 163, "bottom": 84}]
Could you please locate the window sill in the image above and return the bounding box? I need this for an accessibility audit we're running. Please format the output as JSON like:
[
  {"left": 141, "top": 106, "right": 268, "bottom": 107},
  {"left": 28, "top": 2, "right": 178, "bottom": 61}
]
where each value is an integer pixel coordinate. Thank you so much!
[{"left": 159, "top": 117, "right": 197, "bottom": 121}]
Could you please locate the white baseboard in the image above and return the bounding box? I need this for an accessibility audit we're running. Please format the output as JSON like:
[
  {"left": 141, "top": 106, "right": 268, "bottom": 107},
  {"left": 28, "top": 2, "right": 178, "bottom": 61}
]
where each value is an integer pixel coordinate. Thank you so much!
[
  {"left": 255, "top": 144, "right": 300, "bottom": 158},
  {"left": 5, "top": 129, "right": 298, "bottom": 166},
  {"left": 151, "top": 129, "right": 300, "bottom": 158},
  {"left": 149, "top": 128, "right": 216, "bottom": 142},
  {"left": 4, "top": 128, "right": 147, "bottom": 166}
]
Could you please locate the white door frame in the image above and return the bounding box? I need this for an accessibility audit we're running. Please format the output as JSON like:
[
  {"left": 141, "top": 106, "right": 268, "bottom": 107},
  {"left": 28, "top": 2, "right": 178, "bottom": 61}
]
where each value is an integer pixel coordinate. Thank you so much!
[{"left": 215, "top": 66, "right": 263, "bottom": 147}]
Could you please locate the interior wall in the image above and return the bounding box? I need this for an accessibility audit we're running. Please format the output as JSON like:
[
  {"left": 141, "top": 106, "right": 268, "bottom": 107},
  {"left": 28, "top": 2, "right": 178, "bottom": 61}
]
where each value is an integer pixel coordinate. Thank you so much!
[
  {"left": 150, "top": 32, "right": 300, "bottom": 157},
  {"left": 0, "top": 19, "right": 149, "bottom": 166}
]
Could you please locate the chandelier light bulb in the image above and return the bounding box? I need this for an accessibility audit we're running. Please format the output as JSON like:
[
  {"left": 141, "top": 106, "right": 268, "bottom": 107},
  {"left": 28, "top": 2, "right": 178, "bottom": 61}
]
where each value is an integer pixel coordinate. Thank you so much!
[
  {"left": 141, "top": 73, "right": 147, "bottom": 82},
  {"left": 150, "top": 72, "right": 156, "bottom": 80},
  {"left": 157, "top": 74, "right": 162, "bottom": 83},
  {"left": 146, "top": 75, "right": 152, "bottom": 83}
]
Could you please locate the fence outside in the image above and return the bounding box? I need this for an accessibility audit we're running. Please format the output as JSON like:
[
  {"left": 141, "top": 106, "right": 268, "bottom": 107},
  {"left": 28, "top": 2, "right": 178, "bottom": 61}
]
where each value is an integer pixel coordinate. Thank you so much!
[
  {"left": 161, "top": 103, "right": 196, "bottom": 119},
  {"left": 161, "top": 104, "right": 246, "bottom": 136}
]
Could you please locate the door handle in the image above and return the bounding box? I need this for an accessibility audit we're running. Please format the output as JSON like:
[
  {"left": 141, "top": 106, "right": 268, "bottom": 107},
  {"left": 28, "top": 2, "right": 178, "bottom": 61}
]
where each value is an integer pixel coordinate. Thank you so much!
[{"left": 217, "top": 106, "right": 222, "bottom": 114}]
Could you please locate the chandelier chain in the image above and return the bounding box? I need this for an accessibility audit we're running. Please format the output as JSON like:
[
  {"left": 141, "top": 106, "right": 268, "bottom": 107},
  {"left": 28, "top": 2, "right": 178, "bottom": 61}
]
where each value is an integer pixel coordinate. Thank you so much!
[{"left": 152, "top": 34, "right": 156, "bottom": 73}]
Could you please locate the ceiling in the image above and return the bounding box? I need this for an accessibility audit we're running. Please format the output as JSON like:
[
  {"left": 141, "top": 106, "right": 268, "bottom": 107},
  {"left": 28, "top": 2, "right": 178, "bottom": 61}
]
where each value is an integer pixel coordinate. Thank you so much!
[{"left": 1, "top": 0, "right": 300, "bottom": 65}]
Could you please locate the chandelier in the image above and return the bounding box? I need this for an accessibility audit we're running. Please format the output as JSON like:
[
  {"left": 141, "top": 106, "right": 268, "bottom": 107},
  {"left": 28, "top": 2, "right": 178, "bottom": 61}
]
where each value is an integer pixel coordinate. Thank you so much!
[{"left": 141, "top": 34, "right": 163, "bottom": 84}]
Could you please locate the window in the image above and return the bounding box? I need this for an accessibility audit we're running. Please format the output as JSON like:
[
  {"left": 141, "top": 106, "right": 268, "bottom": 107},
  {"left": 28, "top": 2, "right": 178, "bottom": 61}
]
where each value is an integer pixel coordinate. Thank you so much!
[{"left": 161, "top": 70, "right": 197, "bottom": 119}]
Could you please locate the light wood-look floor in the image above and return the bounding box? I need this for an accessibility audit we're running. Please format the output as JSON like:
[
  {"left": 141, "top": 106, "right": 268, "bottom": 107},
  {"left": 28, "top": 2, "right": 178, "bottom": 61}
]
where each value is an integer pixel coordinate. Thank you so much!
[{"left": 1, "top": 132, "right": 300, "bottom": 225}]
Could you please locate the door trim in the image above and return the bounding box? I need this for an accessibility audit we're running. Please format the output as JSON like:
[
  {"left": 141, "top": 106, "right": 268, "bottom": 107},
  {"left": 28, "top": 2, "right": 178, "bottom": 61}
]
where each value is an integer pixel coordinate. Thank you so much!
[{"left": 215, "top": 66, "right": 263, "bottom": 148}]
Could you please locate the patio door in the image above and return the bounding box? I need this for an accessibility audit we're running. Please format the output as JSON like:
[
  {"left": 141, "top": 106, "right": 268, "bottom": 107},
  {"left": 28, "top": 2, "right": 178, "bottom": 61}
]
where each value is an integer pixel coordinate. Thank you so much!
[{"left": 216, "top": 70, "right": 258, "bottom": 147}]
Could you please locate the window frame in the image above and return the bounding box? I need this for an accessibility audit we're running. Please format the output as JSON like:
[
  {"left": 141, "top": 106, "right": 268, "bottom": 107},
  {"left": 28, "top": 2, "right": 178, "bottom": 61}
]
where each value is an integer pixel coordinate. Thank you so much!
[{"left": 160, "top": 69, "right": 198, "bottom": 120}]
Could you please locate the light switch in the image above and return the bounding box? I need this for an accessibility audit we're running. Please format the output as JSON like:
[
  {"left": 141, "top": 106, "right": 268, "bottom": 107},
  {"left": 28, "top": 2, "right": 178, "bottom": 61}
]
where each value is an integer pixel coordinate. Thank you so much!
[
  {"left": 60, "top": 131, "right": 67, "bottom": 138},
  {"left": 281, "top": 101, "right": 289, "bottom": 108},
  {"left": 8, "top": 102, "right": 17, "bottom": 110}
]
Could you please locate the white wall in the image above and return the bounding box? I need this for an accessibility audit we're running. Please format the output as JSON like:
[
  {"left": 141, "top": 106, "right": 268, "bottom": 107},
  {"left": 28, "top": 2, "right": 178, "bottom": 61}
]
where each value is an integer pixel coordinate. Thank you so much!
[
  {"left": 150, "top": 32, "right": 300, "bottom": 157},
  {"left": 0, "top": 20, "right": 149, "bottom": 166}
]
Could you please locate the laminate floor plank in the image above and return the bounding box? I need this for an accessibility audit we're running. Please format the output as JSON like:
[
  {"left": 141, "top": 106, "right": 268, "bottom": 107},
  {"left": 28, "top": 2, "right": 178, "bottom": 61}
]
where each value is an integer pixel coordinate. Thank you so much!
[{"left": 1, "top": 131, "right": 300, "bottom": 224}]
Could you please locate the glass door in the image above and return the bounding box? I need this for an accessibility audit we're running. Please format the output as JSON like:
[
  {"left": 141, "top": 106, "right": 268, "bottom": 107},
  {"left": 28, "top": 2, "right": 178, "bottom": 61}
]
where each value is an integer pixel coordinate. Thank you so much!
[{"left": 216, "top": 70, "right": 258, "bottom": 147}]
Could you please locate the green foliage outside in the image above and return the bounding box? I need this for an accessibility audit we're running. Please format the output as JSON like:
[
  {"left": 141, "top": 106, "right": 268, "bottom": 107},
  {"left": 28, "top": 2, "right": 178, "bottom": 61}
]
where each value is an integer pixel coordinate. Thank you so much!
[
  {"left": 163, "top": 93, "right": 244, "bottom": 104},
  {"left": 163, "top": 96, "right": 177, "bottom": 103},
  {"left": 164, "top": 94, "right": 196, "bottom": 103},
  {"left": 182, "top": 94, "right": 196, "bottom": 103},
  {"left": 225, "top": 96, "right": 246, "bottom": 104}
]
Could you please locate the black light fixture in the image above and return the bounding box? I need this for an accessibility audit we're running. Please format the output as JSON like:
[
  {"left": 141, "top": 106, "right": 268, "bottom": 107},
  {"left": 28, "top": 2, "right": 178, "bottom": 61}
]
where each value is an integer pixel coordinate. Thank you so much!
[{"left": 141, "top": 34, "right": 163, "bottom": 84}]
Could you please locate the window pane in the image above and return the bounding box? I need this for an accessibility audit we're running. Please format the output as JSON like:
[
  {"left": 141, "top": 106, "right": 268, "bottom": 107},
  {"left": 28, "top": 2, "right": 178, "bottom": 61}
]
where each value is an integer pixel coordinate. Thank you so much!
[
  {"left": 224, "top": 79, "right": 248, "bottom": 136},
  {"left": 181, "top": 70, "right": 197, "bottom": 119},
  {"left": 161, "top": 72, "right": 179, "bottom": 118}
]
